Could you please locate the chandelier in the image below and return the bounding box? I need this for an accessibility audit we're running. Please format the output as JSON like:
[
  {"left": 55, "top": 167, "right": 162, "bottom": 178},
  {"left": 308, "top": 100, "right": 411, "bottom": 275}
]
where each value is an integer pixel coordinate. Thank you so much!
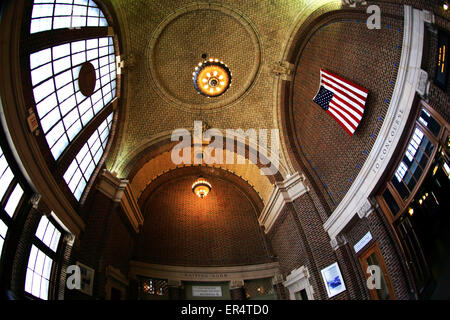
[
  {"left": 192, "top": 176, "right": 212, "bottom": 199},
  {"left": 192, "top": 58, "right": 232, "bottom": 97}
]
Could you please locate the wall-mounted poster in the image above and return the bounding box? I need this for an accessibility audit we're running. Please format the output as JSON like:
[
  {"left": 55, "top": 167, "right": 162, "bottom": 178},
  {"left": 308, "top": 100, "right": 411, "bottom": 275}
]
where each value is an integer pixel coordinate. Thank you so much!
[
  {"left": 321, "top": 262, "right": 346, "bottom": 298},
  {"left": 76, "top": 262, "right": 95, "bottom": 296}
]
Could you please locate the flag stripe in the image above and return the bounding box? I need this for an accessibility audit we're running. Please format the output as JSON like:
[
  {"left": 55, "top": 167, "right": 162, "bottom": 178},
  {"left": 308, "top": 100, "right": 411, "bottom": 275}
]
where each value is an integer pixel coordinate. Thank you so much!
[
  {"left": 321, "top": 68, "right": 368, "bottom": 95},
  {"left": 313, "top": 69, "right": 368, "bottom": 136},
  {"left": 331, "top": 95, "right": 363, "bottom": 119},
  {"left": 322, "top": 82, "right": 365, "bottom": 113},
  {"left": 330, "top": 105, "right": 358, "bottom": 129},
  {"left": 322, "top": 74, "right": 367, "bottom": 103},
  {"left": 322, "top": 78, "right": 365, "bottom": 109},
  {"left": 327, "top": 109, "right": 355, "bottom": 135},
  {"left": 329, "top": 100, "right": 360, "bottom": 127}
]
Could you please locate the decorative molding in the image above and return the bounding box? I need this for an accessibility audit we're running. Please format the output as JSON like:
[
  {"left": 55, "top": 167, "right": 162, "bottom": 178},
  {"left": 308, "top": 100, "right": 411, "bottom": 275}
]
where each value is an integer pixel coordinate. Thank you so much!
[
  {"left": 129, "top": 261, "right": 280, "bottom": 283},
  {"left": 283, "top": 266, "right": 314, "bottom": 300},
  {"left": 259, "top": 172, "right": 309, "bottom": 233},
  {"left": 330, "top": 234, "right": 348, "bottom": 251},
  {"left": 272, "top": 272, "right": 285, "bottom": 285},
  {"left": 422, "top": 10, "right": 434, "bottom": 25},
  {"left": 97, "top": 169, "right": 144, "bottom": 233},
  {"left": 341, "top": 0, "right": 367, "bottom": 7},
  {"left": 417, "top": 69, "right": 429, "bottom": 97},
  {"left": 229, "top": 280, "right": 245, "bottom": 289},
  {"left": 357, "top": 198, "right": 375, "bottom": 219},
  {"left": 271, "top": 61, "right": 294, "bottom": 81},
  {"left": 324, "top": 6, "right": 426, "bottom": 244},
  {"left": 30, "top": 193, "right": 41, "bottom": 210},
  {"left": 63, "top": 233, "right": 76, "bottom": 246}
]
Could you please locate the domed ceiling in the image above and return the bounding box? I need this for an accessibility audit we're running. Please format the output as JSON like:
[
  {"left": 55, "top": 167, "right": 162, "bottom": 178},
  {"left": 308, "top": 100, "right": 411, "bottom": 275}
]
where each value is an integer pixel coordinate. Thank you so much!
[
  {"left": 100, "top": 0, "right": 347, "bottom": 208},
  {"left": 148, "top": 3, "right": 261, "bottom": 110}
]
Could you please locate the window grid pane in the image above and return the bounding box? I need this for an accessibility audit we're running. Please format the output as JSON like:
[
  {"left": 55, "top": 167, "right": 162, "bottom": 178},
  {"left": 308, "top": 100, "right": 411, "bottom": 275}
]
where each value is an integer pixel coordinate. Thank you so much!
[
  {"left": 64, "top": 113, "right": 113, "bottom": 200},
  {"left": 35, "top": 215, "right": 61, "bottom": 253},
  {"left": 0, "top": 146, "right": 17, "bottom": 203},
  {"left": 25, "top": 245, "right": 53, "bottom": 300},
  {"left": 0, "top": 219, "right": 8, "bottom": 258},
  {"left": 30, "top": 37, "right": 117, "bottom": 160},
  {"left": 4, "top": 184, "right": 24, "bottom": 218},
  {"left": 30, "top": 0, "right": 108, "bottom": 34}
]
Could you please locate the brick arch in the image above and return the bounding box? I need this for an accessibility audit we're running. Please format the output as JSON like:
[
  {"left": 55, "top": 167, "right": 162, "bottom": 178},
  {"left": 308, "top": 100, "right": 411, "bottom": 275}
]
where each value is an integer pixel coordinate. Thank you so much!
[
  {"left": 138, "top": 165, "right": 264, "bottom": 214},
  {"left": 113, "top": 133, "right": 285, "bottom": 205},
  {"left": 135, "top": 166, "right": 273, "bottom": 266}
]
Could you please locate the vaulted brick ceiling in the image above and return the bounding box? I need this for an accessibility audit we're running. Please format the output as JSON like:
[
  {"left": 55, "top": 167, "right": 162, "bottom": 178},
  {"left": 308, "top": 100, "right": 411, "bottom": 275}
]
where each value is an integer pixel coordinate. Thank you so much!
[{"left": 101, "top": 0, "right": 342, "bottom": 203}]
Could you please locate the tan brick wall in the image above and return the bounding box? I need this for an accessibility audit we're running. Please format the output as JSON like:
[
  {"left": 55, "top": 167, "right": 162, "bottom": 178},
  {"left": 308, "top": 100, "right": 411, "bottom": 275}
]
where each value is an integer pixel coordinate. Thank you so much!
[{"left": 135, "top": 172, "right": 273, "bottom": 266}]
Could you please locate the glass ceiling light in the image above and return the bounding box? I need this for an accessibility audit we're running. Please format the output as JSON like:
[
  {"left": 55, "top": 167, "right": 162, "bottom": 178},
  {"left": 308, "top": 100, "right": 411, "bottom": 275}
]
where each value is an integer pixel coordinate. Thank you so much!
[
  {"left": 192, "top": 58, "right": 231, "bottom": 97},
  {"left": 192, "top": 176, "right": 212, "bottom": 199}
]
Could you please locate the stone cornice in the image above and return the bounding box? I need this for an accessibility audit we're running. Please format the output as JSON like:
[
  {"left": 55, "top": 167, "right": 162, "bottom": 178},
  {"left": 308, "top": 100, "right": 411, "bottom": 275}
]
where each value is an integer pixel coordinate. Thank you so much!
[
  {"left": 259, "top": 172, "right": 309, "bottom": 233},
  {"left": 97, "top": 169, "right": 144, "bottom": 233},
  {"left": 129, "top": 261, "right": 280, "bottom": 282}
]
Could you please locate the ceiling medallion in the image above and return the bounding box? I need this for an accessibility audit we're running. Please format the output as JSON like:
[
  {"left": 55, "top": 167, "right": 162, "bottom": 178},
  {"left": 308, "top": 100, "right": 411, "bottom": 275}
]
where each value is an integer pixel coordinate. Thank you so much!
[
  {"left": 192, "top": 176, "right": 212, "bottom": 199},
  {"left": 192, "top": 58, "right": 232, "bottom": 97}
]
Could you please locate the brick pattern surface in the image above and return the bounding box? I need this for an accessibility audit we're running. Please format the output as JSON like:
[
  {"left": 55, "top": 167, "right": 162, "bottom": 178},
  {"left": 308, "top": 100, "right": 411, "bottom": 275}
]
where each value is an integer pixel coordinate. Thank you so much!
[
  {"left": 105, "top": 0, "right": 318, "bottom": 174},
  {"left": 135, "top": 174, "right": 272, "bottom": 266},
  {"left": 292, "top": 16, "right": 403, "bottom": 210}
]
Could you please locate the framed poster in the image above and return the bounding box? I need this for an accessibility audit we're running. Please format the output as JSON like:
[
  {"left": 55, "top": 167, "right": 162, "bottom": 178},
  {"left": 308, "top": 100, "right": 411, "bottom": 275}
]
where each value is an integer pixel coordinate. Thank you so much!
[
  {"left": 76, "top": 262, "right": 95, "bottom": 296},
  {"left": 321, "top": 262, "right": 346, "bottom": 298}
]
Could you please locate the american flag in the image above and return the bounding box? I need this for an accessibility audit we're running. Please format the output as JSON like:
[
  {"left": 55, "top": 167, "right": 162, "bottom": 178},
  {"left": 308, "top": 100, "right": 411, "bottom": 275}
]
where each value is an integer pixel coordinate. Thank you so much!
[{"left": 313, "top": 69, "right": 368, "bottom": 136}]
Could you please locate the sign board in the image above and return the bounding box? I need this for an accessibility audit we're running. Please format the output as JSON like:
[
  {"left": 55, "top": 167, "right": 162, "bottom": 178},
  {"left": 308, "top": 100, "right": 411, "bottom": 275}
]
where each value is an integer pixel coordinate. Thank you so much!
[
  {"left": 192, "top": 286, "right": 223, "bottom": 297},
  {"left": 320, "top": 262, "right": 346, "bottom": 298},
  {"left": 354, "top": 231, "right": 373, "bottom": 253},
  {"left": 435, "top": 31, "right": 449, "bottom": 90}
]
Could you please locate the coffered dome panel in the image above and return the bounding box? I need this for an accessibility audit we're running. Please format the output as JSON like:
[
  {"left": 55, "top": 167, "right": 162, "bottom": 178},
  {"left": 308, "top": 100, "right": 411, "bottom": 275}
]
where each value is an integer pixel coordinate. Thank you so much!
[{"left": 147, "top": 3, "right": 261, "bottom": 110}]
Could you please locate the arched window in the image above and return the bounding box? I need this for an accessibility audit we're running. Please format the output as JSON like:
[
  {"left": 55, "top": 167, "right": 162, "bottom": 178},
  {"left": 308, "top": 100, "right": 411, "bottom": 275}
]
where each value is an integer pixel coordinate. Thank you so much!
[
  {"left": 25, "top": 215, "right": 63, "bottom": 300},
  {"left": 0, "top": 145, "right": 26, "bottom": 259},
  {"left": 25, "top": 0, "right": 119, "bottom": 202},
  {"left": 30, "top": 0, "right": 108, "bottom": 34}
]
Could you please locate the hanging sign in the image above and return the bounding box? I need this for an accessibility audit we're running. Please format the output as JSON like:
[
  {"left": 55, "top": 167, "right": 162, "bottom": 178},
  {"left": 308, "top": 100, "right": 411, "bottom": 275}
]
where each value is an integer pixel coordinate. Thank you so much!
[{"left": 435, "top": 31, "right": 449, "bottom": 90}]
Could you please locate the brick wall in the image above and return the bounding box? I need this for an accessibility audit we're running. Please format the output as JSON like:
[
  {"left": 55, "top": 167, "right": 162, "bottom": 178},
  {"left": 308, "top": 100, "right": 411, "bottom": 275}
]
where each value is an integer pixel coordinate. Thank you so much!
[
  {"left": 135, "top": 173, "right": 272, "bottom": 266},
  {"left": 66, "top": 189, "right": 135, "bottom": 299},
  {"left": 291, "top": 15, "right": 403, "bottom": 210},
  {"left": 339, "top": 208, "right": 414, "bottom": 300}
]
